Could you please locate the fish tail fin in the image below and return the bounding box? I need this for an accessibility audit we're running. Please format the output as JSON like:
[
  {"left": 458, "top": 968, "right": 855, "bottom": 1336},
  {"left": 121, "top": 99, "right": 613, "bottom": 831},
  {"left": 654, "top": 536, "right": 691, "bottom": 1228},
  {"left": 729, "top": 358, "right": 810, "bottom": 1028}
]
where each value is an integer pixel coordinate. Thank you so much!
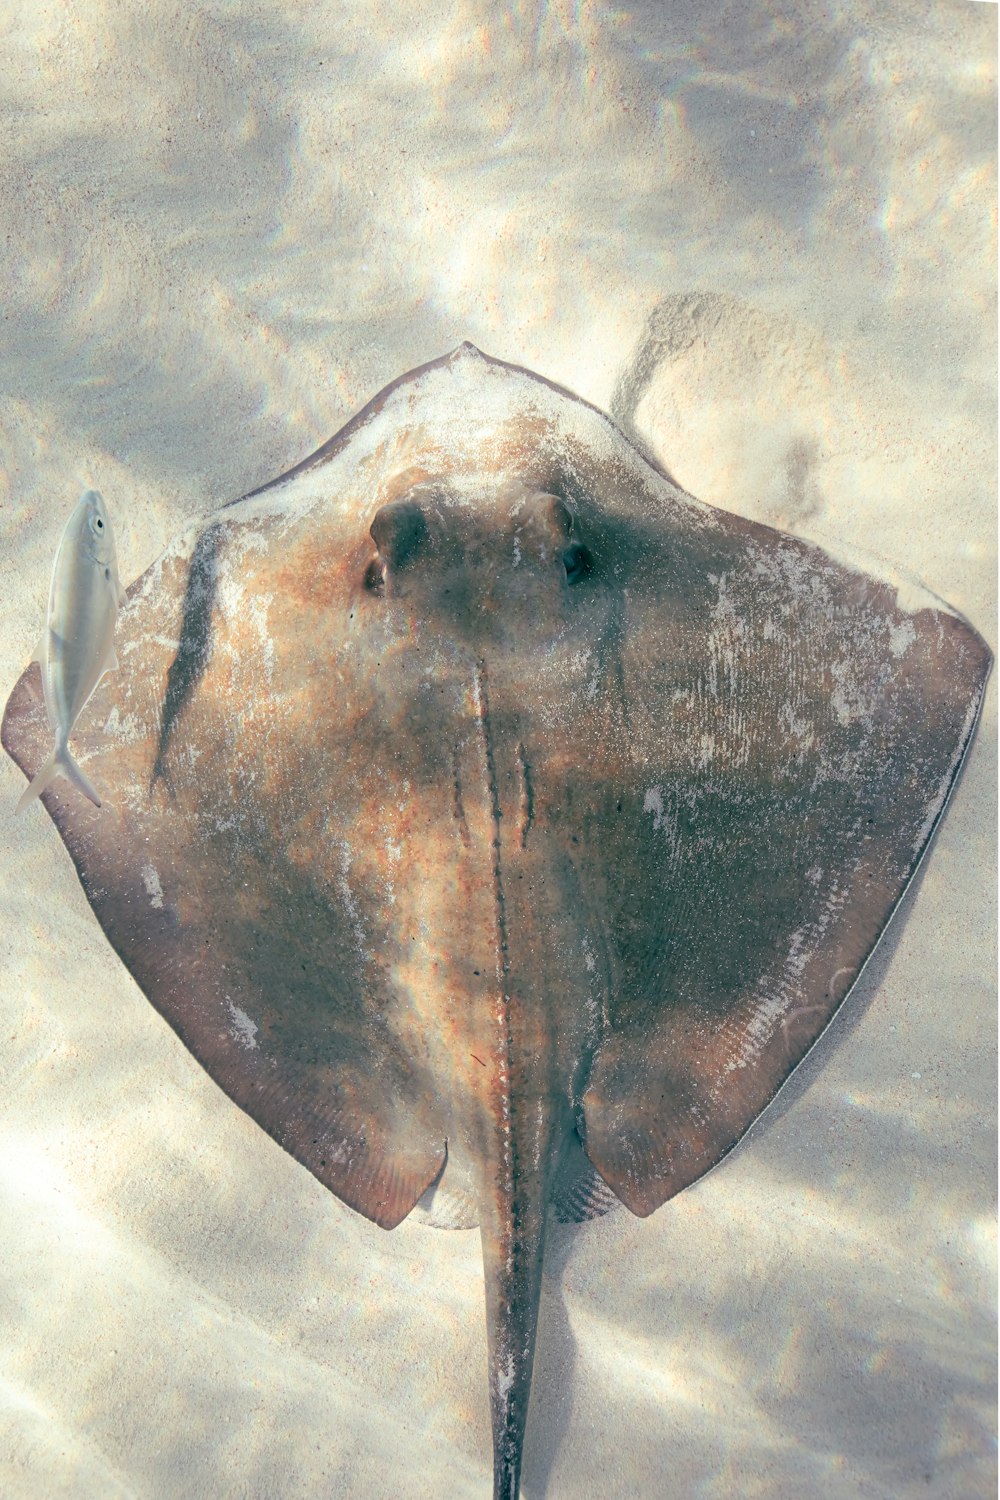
[
  {"left": 60, "top": 748, "right": 102, "bottom": 808},
  {"left": 15, "top": 744, "right": 101, "bottom": 814}
]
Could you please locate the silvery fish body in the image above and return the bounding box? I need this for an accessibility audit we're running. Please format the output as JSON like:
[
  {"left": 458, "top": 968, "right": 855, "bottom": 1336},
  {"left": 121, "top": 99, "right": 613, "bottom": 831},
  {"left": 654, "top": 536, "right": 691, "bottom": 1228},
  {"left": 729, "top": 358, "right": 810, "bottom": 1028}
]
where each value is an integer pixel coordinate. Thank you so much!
[{"left": 15, "top": 489, "right": 125, "bottom": 813}]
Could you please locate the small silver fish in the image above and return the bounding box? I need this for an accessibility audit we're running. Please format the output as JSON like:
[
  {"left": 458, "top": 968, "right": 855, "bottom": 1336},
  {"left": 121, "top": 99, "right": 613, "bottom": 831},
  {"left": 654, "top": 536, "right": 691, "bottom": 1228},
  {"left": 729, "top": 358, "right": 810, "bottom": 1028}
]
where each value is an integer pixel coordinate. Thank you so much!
[{"left": 16, "top": 489, "right": 125, "bottom": 814}]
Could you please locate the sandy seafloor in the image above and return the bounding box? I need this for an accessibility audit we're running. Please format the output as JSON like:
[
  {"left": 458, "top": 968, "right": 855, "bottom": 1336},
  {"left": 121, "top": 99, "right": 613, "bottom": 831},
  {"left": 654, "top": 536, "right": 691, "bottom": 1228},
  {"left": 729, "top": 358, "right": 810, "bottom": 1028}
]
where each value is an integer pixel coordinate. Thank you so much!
[{"left": 0, "top": 3, "right": 996, "bottom": 1498}]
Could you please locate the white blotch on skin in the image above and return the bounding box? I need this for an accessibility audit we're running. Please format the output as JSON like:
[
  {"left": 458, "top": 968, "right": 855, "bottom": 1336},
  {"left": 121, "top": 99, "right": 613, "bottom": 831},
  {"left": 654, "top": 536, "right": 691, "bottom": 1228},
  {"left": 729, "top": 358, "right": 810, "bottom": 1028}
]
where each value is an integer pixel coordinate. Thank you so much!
[
  {"left": 889, "top": 619, "right": 915, "bottom": 658},
  {"left": 225, "top": 999, "right": 259, "bottom": 1050},
  {"left": 103, "top": 705, "right": 144, "bottom": 744},
  {"left": 248, "top": 592, "right": 275, "bottom": 679},
  {"left": 496, "top": 1353, "right": 516, "bottom": 1399},
  {"left": 140, "top": 864, "right": 164, "bottom": 910},
  {"left": 643, "top": 786, "right": 664, "bottom": 830},
  {"left": 830, "top": 659, "right": 863, "bottom": 726}
]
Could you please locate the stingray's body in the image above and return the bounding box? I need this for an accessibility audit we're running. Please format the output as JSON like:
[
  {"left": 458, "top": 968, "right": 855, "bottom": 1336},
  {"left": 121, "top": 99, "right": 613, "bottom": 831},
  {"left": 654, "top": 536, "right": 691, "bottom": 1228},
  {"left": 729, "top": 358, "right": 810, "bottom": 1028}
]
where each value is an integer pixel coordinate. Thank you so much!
[{"left": 3, "top": 345, "right": 991, "bottom": 1498}]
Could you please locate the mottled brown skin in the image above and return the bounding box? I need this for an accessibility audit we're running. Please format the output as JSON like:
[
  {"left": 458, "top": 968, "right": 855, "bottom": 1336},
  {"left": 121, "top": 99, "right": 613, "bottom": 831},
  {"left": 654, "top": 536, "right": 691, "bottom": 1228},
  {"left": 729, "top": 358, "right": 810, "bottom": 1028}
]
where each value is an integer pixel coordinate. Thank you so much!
[{"left": 3, "top": 346, "right": 991, "bottom": 1499}]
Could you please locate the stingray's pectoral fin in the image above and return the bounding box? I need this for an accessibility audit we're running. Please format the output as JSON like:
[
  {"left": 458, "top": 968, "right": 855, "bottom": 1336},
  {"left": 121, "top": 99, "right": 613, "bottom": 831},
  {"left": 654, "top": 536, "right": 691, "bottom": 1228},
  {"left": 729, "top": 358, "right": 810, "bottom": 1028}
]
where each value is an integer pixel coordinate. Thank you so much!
[
  {"left": 209, "top": 1052, "right": 446, "bottom": 1232},
  {"left": 581, "top": 1042, "right": 732, "bottom": 1217},
  {"left": 581, "top": 977, "right": 864, "bottom": 1218},
  {"left": 15, "top": 743, "right": 101, "bottom": 815},
  {"left": 291, "top": 1088, "right": 446, "bottom": 1231},
  {"left": 581, "top": 890, "right": 913, "bottom": 1218}
]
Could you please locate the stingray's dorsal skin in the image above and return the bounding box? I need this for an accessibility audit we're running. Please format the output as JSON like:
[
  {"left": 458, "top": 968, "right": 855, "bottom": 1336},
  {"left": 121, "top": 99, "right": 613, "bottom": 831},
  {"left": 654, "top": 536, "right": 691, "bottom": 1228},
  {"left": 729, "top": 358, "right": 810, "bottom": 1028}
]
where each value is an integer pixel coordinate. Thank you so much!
[{"left": 3, "top": 345, "right": 991, "bottom": 1499}]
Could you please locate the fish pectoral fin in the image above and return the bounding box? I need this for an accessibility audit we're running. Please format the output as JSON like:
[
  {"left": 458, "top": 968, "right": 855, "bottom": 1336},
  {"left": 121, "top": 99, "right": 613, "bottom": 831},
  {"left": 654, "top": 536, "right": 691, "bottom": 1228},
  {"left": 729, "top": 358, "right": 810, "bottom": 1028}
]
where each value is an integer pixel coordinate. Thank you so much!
[
  {"left": 107, "top": 647, "right": 120, "bottom": 672},
  {"left": 15, "top": 750, "right": 59, "bottom": 814},
  {"left": 30, "top": 634, "right": 46, "bottom": 667}
]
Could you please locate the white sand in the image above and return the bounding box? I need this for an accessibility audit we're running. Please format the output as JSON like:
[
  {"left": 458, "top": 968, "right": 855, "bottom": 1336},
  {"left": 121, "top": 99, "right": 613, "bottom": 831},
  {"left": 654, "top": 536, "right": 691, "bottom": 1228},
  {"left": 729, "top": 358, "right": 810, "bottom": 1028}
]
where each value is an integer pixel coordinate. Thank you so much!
[{"left": 0, "top": 3, "right": 995, "bottom": 1497}]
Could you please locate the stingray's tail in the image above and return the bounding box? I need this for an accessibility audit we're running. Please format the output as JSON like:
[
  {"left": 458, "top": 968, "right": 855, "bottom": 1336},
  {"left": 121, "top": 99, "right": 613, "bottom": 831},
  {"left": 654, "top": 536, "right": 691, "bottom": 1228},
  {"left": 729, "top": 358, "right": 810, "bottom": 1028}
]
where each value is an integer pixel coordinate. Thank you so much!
[
  {"left": 478, "top": 1104, "right": 568, "bottom": 1500},
  {"left": 15, "top": 740, "right": 101, "bottom": 814}
]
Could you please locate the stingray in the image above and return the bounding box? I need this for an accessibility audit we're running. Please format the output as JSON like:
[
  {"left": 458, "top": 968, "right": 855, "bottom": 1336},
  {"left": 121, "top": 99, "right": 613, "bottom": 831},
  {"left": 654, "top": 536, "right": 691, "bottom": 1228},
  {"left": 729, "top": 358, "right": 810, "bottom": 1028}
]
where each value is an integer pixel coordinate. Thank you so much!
[{"left": 3, "top": 345, "right": 991, "bottom": 1498}]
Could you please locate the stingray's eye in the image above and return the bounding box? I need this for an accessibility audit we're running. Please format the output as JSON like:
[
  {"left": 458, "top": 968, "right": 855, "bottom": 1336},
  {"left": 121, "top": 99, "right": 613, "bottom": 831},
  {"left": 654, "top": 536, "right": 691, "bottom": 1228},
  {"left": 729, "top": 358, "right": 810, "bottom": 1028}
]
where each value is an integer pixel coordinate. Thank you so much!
[
  {"left": 370, "top": 500, "right": 427, "bottom": 570},
  {"left": 562, "top": 540, "right": 592, "bottom": 585},
  {"left": 365, "top": 499, "right": 426, "bottom": 593}
]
